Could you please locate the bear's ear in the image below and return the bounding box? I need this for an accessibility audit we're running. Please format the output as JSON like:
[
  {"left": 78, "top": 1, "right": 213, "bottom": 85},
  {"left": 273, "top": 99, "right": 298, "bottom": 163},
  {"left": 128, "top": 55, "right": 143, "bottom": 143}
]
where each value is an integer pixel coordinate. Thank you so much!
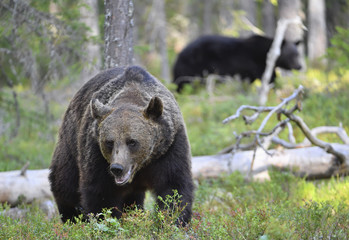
[
  {"left": 144, "top": 96, "right": 163, "bottom": 120},
  {"left": 90, "top": 98, "right": 113, "bottom": 120}
]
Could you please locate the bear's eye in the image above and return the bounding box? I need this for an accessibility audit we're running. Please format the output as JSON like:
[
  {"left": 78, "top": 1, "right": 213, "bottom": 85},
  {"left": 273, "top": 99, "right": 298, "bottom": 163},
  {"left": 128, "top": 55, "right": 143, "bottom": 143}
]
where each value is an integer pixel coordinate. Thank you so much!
[
  {"left": 105, "top": 140, "right": 114, "bottom": 151},
  {"left": 126, "top": 139, "right": 138, "bottom": 148}
]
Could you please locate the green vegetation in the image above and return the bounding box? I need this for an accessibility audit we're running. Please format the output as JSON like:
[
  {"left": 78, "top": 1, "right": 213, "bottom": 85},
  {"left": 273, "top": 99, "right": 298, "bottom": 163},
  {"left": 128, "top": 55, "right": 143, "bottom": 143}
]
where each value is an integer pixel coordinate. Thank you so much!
[
  {"left": 1, "top": 171, "right": 349, "bottom": 239},
  {"left": 1, "top": 4, "right": 349, "bottom": 238},
  {"left": 1, "top": 68, "right": 349, "bottom": 238}
]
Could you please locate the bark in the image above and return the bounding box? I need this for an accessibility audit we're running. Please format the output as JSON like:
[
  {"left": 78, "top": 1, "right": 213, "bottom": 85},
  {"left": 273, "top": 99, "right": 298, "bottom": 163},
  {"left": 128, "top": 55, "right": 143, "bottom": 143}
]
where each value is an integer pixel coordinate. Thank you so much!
[
  {"left": 278, "top": 0, "right": 303, "bottom": 42},
  {"left": 104, "top": 0, "right": 134, "bottom": 68},
  {"left": 307, "top": 0, "right": 327, "bottom": 64},
  {"left": 278, "top": 0, "right": 305, "bottom": 69},
  {"left": 0, "top": 169, "right": 52, "bottom": 206},
  {"left": 192, "top": 144, "right": 349, "bottom": 180}
]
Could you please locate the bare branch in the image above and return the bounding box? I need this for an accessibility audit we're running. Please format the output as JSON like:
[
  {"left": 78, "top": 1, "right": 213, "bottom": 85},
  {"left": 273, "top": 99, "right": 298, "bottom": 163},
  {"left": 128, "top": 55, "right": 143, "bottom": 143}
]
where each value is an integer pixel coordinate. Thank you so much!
[
  {"left": 257, "top": 85, "right": 304, "bottom": 133},
  {"left": 287, "top": 122, "right": 296, "bottom": 143},
  {"left": 304, "top": 126, "right": 349, "bottom": 145},
  {"left": 20, "top": 162, "right": 30, "bottom": 177},
  {"left": 283, "top": 112, "right": 347, "bottom": 164},
  {"left": 223, "top": 85, "right": 304, "bottom": 125},
  {"left": 222, "top": 105, "right": 274, "bottom": 124},
  {"left": 223, "top": 85, "right": 349, "bottom": 175},
  {"left": 261, "top": 119, "right": 290, "bottom": 150},
  {"left": 271, "top": 136, "right": 308, "bottom": 149}
]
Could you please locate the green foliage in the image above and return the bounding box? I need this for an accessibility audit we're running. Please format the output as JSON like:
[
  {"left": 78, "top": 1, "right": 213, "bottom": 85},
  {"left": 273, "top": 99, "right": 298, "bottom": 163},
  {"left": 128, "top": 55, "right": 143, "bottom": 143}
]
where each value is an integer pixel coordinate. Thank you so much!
[
  {"left": 327, "top": 27, "right": 349, "bottom": 76},
  {"left": 1, "top": 1, "right": 349, "bottom": 239},
  {"left": 0, "top": 0, "right": 88, "bottom": 90},
  {"left": 2, "top": 171, "right": 349, "bottom": 239},
  {"left": 0, "top": 87, "right": 63, "bottom": 171}
]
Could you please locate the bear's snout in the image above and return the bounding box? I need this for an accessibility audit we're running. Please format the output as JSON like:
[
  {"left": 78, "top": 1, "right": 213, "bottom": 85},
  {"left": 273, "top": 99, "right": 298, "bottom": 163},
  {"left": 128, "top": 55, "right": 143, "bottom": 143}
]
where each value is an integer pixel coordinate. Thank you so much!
[{"left": 110, "top": 163, "right": 124, "bottom": 177}]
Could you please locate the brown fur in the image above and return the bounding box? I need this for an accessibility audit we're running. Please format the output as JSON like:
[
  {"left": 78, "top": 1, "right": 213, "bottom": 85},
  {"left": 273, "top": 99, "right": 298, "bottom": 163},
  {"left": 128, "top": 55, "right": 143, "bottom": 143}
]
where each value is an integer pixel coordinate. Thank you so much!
[{"left": 49, "top": 66, "right": 194, "bottom": 226}]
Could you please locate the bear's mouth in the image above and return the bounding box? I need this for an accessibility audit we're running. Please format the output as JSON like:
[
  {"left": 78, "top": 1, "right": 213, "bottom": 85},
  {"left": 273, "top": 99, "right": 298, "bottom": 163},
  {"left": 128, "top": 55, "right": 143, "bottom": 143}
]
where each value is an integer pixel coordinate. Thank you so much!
[{"left": 114, "top": 165, "right": 134, "bottom": 186}]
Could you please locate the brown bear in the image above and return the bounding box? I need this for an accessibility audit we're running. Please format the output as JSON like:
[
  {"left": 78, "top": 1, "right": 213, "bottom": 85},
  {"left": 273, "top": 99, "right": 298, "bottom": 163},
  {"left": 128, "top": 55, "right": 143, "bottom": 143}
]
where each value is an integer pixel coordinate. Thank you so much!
[{"left": 49, "top": 66, "right": 194, "bottom": 226}]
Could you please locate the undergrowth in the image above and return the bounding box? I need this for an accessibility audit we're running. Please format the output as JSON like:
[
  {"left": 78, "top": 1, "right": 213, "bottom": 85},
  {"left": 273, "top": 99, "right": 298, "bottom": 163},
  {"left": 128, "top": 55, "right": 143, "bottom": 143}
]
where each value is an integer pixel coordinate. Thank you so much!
[
  {"left": 1, "top": 171, "right": 349, "bottom": 239},
  {"left": 1, "top": 68, "right": 349, "bottom": 238}
]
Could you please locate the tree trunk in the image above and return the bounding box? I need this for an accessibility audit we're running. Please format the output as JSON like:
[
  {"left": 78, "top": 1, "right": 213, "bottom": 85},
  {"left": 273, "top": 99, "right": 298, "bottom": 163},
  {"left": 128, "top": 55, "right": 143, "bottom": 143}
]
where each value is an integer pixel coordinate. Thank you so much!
[
  {"left": 278, "top": 0, "right": 302, "bottom": 42},
  {"left": 79, "top": 0, "right": 102, "bottom": 81},
  {"left": 0, "top": 169, "right": 52, "bottom": 205},
  {"left": 307, "top": 0, "right": 327, "bottom": 65},
  {"left": 104, "top": 0, "right": 134, "bottom": 68},
  {"left": 192, "top": 144, "right": 349, "bottom": 180},
  {"left": 278, "top": 0, "right": 305, "bottom": 69},
  {"left": 262, "top": 0, "right": 275, "bottom": 37}
]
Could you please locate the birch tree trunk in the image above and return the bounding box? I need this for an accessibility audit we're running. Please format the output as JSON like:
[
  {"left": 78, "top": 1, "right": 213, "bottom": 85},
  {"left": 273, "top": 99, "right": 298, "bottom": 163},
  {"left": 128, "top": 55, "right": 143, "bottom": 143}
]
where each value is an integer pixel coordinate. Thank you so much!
[
  {"left": 278, "top": 0, "right": 305, "bottom": 69},
  {"left": 278, "top": 0, "right": 302, "bottom": 42},
  {"left": 104, "top": 0, "right": 134, "bottom": 68},
  {"left": 307, "top": 0, "right": 327, "bottom": 65}
]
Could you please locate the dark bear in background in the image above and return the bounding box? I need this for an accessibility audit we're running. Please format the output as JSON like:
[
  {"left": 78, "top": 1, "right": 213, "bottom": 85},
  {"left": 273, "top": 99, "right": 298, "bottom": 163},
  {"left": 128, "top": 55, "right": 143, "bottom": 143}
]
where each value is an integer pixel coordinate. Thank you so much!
[
  {"left": 49, "top": 66, "right": 194, "bottom": 226},
  {"left": 173, "top": 35, "right": 302, "bottom": 91}
]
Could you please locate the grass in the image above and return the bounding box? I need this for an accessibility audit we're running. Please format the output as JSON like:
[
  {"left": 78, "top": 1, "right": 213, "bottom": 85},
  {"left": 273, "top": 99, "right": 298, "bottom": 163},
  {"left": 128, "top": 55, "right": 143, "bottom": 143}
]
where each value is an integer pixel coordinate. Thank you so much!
[
  {"left": 0, "top": 171, "right": 349, "bottom": 239},
  {"left": 1, "top": 68, "right": 349, "bottom": 238}
]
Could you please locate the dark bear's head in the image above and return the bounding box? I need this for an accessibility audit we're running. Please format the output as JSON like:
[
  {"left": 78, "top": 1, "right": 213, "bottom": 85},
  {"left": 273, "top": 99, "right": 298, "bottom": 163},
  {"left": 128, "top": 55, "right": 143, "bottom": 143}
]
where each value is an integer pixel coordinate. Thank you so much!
[
  {"left": 276, "top": 40, "right": 302, "bottom": 71},
  {"left": 90, "top": 96, "right": 163, "bottom": 186}
]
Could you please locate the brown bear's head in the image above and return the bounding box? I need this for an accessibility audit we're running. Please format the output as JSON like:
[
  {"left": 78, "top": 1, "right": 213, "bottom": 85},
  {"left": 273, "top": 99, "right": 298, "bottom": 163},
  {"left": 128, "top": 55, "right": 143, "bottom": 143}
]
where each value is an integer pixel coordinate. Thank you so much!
[{"left": 90, "top": 96, "right": 163, "bottom": 186}]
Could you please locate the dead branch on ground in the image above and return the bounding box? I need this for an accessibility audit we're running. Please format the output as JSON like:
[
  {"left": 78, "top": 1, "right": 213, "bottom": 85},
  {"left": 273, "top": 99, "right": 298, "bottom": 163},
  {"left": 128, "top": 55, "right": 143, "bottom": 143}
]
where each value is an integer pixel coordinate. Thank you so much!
[{"left": 221, "top": 85, "right": 349, "bottom": 179}]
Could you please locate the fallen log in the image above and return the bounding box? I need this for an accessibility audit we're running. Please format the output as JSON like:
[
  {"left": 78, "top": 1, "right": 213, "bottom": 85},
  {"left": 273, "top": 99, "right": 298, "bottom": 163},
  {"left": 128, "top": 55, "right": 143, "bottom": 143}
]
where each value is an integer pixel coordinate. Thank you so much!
[
  {"left": 1, "top": 143, "right": 349, "bottom": 205},
  {"left": 192, "top": 143, "right": 349, "bottom": 180},
  {"left": 0, "top": 168, "right": 52, "bottom": 205}
]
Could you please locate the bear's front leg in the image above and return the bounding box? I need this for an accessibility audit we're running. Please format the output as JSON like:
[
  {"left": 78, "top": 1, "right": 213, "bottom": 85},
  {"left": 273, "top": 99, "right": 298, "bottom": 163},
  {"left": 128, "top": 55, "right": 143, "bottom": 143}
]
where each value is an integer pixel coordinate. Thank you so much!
[
  {"left": 152, "top": 151, "right": 194, "bottom": 226},
  {"left": 152, "top": 127, "right": 195, "bottom": 227},
  {"left": 79, "top": 161, "right": 124, "bottom": 219}
]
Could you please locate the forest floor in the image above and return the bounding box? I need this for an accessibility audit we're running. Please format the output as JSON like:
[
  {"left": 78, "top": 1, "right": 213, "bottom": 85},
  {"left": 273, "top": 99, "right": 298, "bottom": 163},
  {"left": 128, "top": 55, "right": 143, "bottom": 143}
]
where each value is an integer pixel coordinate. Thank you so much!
[{"left": 1, "top": 68, "right": 349, "bottom": 238}]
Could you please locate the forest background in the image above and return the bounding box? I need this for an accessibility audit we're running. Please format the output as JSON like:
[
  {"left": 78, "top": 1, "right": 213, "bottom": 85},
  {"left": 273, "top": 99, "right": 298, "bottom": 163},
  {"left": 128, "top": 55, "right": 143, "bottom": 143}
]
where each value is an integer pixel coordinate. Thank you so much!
[{"left": 1, "top": 0, "right": 349, "bottom": 239}]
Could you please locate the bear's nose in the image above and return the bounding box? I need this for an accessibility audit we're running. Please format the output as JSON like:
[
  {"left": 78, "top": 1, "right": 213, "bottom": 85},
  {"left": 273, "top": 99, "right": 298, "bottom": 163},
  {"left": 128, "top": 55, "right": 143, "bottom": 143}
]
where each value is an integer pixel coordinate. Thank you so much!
[{"left": 110, "top": 163, "right": 124, "bottom": 176}]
